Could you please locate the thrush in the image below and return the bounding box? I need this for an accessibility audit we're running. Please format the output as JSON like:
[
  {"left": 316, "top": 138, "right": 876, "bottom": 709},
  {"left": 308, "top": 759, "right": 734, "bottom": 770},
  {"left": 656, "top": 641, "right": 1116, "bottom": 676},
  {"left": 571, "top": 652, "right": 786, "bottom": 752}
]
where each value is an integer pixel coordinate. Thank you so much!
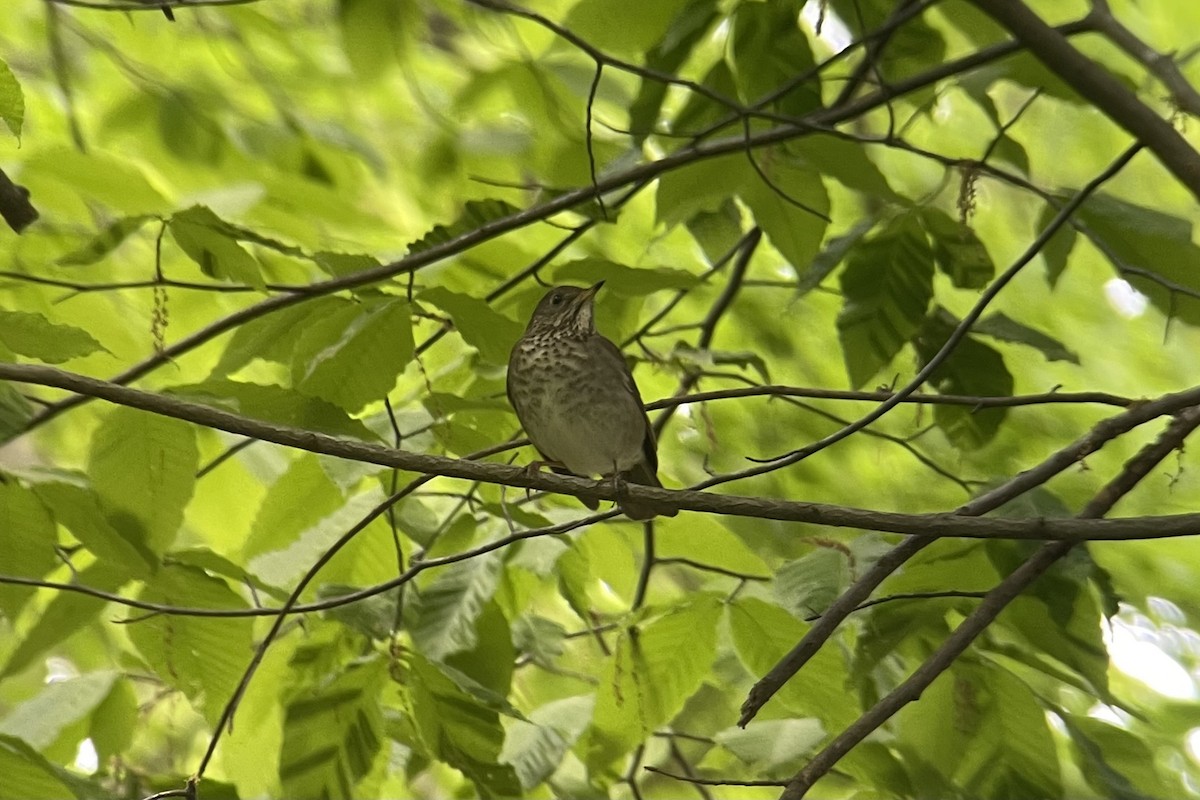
[{"left": 507, "top": 282, "right": 677, "bottom": 520}]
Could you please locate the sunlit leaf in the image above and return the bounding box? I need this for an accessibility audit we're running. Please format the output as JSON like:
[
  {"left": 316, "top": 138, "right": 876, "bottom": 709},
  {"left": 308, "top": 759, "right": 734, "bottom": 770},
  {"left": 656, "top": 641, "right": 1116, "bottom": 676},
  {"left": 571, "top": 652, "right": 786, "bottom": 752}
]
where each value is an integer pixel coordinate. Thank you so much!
[
  {"left": 0, "top": 58, "right": 22, "bottom": 139},
  {"left": 0, "top": 310, "right": 106, "bottom": 364}
]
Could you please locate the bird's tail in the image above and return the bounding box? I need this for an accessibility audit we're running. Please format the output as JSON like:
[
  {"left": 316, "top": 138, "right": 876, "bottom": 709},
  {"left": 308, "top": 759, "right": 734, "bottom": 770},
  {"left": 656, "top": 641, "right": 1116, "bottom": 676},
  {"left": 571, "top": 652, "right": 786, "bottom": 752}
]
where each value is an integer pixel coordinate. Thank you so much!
[{"left": 619, "top": 462, "right": 678, "bottom": 520}]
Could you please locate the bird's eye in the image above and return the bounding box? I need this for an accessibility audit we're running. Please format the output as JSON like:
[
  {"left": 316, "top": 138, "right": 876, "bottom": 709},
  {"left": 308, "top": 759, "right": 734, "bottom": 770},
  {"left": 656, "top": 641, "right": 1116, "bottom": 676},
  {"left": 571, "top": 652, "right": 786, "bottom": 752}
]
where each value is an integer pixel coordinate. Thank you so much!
[{"left": 550, "top": 293, "right": 564, "bottom": 306}]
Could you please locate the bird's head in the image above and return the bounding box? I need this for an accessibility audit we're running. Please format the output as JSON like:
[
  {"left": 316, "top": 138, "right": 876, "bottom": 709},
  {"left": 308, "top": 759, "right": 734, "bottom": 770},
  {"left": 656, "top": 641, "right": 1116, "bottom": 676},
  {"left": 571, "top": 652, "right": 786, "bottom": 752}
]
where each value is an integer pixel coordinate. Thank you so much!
[{"left": 525, "top": 281, "right": 604, "bottom": 336}]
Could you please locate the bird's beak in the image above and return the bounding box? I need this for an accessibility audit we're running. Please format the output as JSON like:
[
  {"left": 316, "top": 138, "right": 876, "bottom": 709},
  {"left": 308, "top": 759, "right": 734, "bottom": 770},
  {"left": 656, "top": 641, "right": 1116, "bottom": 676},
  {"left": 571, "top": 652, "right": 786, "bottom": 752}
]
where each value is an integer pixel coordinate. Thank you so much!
[{"left": 570, "top": 281, "right": 604, "bottom": 311}]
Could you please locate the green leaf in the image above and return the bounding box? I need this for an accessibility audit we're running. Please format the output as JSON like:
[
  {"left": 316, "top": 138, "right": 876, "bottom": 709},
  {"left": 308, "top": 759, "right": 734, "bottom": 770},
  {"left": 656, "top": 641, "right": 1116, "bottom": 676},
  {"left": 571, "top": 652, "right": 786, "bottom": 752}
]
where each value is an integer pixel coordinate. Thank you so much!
[
  {"left": 1, "top": 561, "right": 128, "bottom": 679},
  {"left": 170, "top": 205, "right": 264, "bottom": 288},
  {"left": 787, "top": 135, "right": 901, "bottom": 202},
  {"left": 499, "top": 695, "right": 593, "bottom": 790},
  {"left": 774, "top": 548, "right": 849, "bottom": 619},
  {"left": 0, "top": 483, "right": 58, "bottom": 620},
  {"left": 656, "top": 154, "right": 748, "bottom": 229},
  {"left": 728, "top": 598, "right": 857, "bottom": 733},
  {"left": 830, "top": 0, "right": 947, "bottom": 82},
  {"left": 836, "top": 214, "right": 935, "bottom": 388},
  {"left": 88, "top": 678, "right": 138, "bottom": 765},
  {"left": 157, "top": 91, "right": 226, "bottom": 164},
  {"left": 585, "top": 595, "right": 721, "bottom": 769},
  {"left": 292, "top": 295, "right": 414, "bottom": 412},
  {"left": 338, "top": 0, "right": 416, "bottom": 78},
  {"left": 728, "top": 0, "right": 819, "bottom": 115},
  {"left": 1036, "top": 204, "right": 1078, "bottom": 288},
  {"left": 715, "top": 719, "right": 825, "bottom": 777},
  {"left": 1062, "top": 714, "right": 1173, "bottom": 799},
  {"left": 24, "top": 148, "right": 169, "bottom": 216},
  {"left": 0, "top": 735, "right": 80, "bottom": 800},
  {"left": 417, "top": 286, "right": 524, "bottom": 365},
  {"left": 212, "top": 296, "right": 346, "bottom": 376},
  {"left": 411, "top": 552, "right": 504, "bottom": 662},
  {"left": 914, "top": 308, "right": 1014, "bottom": 449},
  {"left": 628, "top": 0, "right": 719, "bottom": 142},
  {"left": 796, "top": 218, "right": 877, "bottom": 298},
  {"left": 0, "top": 58, "right": 22, "bottom": 139},
  {"left": 919, "top": 207, "right": 995, "bottom": 289},
  {"left": 167, "top": 379, "right": 378, "bottom": 440},
  {"left": 88, "top": 407, "right": 198, "bottom": 554},
  {"left": 281, "top": 657, "right": 387, "bottom": 800},
  {"left": 408, "top": 654, "right": 522, "bottom": 797},
  {"left": 741, "top": 155, "right": 830, "bottom": 276},
  {"left": 1076, "top": 193, "right": 1200, "bottom": 324},
  {"left": 553, "top": 258, "right": 699, "bottom": 295},
  {"left": 0, "top": 671, "right": 118, "bottom": 750},
  {"left": 56, "top": 215, "right": 155, "bottom": 266},
  {"left": 0, "top": 382, "right": 32, "bottom": 445},
  {"left": 126, "top": 564, "right": 254, "bottom": 725},
  {"left": 0, "top": 310, "right": 106, "bottom": 364},
  {"left": 973, "top": 311, "right": 1080, "bottom": 364},
  {"left": 312, "top": 251, "right": 381, "bottom": 278},
  {"left": 564, "top": 0, "right": 692, "bottom": 55},
  {"left": 407, "top": 199, "right": 521, "bottom": 255},
  {"left": 32, "top": 481, "right": 157, "bottom": 577}
]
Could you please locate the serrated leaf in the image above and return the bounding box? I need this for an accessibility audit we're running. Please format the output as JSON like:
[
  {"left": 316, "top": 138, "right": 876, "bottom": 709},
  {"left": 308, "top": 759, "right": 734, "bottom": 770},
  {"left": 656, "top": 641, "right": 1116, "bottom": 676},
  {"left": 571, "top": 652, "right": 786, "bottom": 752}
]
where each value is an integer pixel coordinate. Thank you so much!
[
  {"left": 313, "top": 251, "right": 380, "bottom": 278},
  {"left": 0, "top": 58, "right": 22, "bottom": 139},
  {"left": 0, "top": 310, "right": 106, "bottom": 364},
  {"left": 412, "top": 553, "right": 503, "bottom": 662},
  {"left": 417, "top": 286, "right": 524, "bottom": 365},
  {"left": 292, "top": 295, "right": 414, "bottom": 412},
  {"left": 0, "top": 483, "right": 59, "bottom": 619},
  {"left": 1062, "top": 714, "right": 1172, "bottom": 799},
  {"left": 669, "top": 344, "right": 770, "bottom": 382},
  {"left": 167, "top": 379, "right": 378, "bottom": 440},
  {"left": 88, "top": 407, "right": 198, "bottom": 554},
  {"left": 788, "top": 135, "right": 901, "bottom": 202},
  {"left": 914, "top": 308, "right": 1013, "bottom": 448},
  {"left": 126, "top": 564, "right": 254, "bottom": 725},
  {"left": 1076, "top": 193, "right": 1200, "bottom": 324},
  {"left": 774, "top": 548, "right": 849, "bottom": 619},
  {"left": 56, "top": 215, "right": 155, "bottom": 266},
  {"left": 212, "top": 296, "right": 346, "bottom": 376},
  {"left": 500, "top": 695, "right": 593, "bottom": 790},
  {"left": 170, "top": 205, "right": 264, "bottom": 288},
  {"left": 973, "top": 312, "right": 1080, "bottom": 364},
  {"left": 742, "top": 155, "right": 830, "bottom": 277},
  {"left": 585, "top": 595, "right": 721, "bottom": 769},
  {"left": 281, "top": 657, "right": 386, "bottom": 800},
  {"left": 920, "top": 207, "right": 995, "bottom": 289},
  {"left": 408, "top": 654, "right": 522, "bottom": 796},
  {"left": 830, "top": 0, "right": 947, "bottom": 82},
  {"left": 727, "top": 598, "right": 856, "bottom": 733},
  {"left": 407, "top": 199, "right": 521, "bottom": 255},
  {"left": 836, "top": 214, "right": 935, "bottom": 388}
]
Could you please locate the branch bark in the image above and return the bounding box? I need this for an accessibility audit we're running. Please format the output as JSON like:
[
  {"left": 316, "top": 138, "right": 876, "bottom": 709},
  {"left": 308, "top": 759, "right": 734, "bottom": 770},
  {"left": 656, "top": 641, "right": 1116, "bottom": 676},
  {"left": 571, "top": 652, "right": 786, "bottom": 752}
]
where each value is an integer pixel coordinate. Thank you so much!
[
  {"left": 5, "top": 361, "right": 1200, "bottom": 540},
  {"left": 970, "top": 0, "right": 1200, "bottom": 201}
]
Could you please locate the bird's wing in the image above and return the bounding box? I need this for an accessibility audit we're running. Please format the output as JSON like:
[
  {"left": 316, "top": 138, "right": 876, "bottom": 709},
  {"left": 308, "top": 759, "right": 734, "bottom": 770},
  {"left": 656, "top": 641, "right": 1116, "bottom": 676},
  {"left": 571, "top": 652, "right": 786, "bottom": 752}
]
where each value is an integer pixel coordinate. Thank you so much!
[{"left": 591, "top": 333, "right": 659, "bottom": 474}]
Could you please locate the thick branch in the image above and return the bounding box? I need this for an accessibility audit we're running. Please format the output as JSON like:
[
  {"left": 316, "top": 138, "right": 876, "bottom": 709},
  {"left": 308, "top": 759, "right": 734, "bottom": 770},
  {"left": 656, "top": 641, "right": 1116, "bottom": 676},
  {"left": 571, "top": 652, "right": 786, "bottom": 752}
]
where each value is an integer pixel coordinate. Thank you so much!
[
  {"left": 971, "top": 0, "right": 1200, "bottom": 201},
  {"left": 4, "top": 361, "right": 1200, "bottom": 541}
]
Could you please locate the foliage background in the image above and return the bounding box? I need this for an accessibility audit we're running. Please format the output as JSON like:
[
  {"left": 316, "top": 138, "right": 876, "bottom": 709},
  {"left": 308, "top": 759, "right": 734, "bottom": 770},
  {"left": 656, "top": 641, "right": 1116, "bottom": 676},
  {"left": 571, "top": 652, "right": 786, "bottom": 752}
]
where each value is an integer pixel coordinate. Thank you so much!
[{"left": 1, "top": 0, "right": 1200, "bottom": 798}]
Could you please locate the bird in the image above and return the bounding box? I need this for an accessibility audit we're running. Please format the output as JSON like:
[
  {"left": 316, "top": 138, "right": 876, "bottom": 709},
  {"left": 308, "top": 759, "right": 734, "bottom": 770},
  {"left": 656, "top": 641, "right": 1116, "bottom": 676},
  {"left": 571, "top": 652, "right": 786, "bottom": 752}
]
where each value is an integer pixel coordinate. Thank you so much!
[{"left": 507, "top": 282, "right": 677, "bottom": 520}]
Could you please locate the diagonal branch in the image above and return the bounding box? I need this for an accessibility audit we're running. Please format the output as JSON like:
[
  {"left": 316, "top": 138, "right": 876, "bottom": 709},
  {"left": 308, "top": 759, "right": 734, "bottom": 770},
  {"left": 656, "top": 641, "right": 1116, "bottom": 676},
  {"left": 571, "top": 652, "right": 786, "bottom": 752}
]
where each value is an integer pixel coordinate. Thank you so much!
[
  {"left": 779, "top": 403, "right": 1200, "bottom": 798},
  {"left": 971, "top": 0, "right": 1200, "bottom": 201}
]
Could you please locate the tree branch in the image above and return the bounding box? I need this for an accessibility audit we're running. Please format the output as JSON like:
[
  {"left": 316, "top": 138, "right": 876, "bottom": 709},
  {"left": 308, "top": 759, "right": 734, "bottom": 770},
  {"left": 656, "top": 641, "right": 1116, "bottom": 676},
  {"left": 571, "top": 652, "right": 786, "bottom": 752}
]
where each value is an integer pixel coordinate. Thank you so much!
[
  {"left": 4, "top": 361, "right": 1200, "bottom": 540},
  {"left": 971, "top": 0, "right": 1200, "bottom": 201}
]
